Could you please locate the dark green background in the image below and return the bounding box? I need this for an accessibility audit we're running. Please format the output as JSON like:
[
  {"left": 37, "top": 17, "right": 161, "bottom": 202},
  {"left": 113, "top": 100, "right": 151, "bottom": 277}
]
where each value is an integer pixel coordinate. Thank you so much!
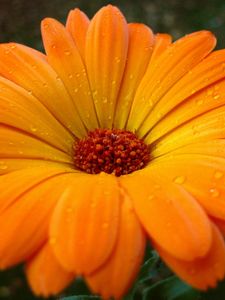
[{"left": 0, "top": 0, "right": 225, "bottom": 299}]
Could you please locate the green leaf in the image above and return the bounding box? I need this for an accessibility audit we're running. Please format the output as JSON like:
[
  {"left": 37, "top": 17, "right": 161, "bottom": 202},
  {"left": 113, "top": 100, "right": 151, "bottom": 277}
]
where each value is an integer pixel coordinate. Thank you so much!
[
  {"left": 60, "top": 296, "right": 100, "bottom": 300},
  {"left": 142, "top": 276, "right": 200, "bottom": 300}
]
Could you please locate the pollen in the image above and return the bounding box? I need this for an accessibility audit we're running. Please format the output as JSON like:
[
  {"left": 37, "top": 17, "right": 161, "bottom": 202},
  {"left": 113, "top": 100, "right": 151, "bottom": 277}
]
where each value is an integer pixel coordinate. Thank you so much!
[{"left": 73, "top": 128, "right": 150, "bottom": 176}]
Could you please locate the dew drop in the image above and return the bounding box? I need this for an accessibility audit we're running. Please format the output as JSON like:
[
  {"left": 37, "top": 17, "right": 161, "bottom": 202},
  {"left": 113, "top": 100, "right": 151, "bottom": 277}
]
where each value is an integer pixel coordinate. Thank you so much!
[
  {"left": 214, "top": 171, "right": 223, "bottom": 179},
  {"left": 64, "top": 50, "right": 71, "bottom": 56},
  {"left": 213, "top": 94, "right": 220, "bottom": 100},
  {"left": 102, "top": 97, "right": 108, "bottom": 104},
  {"left": 115, "top": 57, "right": 121, "bottom": 63},
  {"left": 92, "top": 90, "right": 98, "bottom": 97},
  {"left": 173, "top": 175, "right": 186, "bottom": 184},
  {"left": 209, "top": 188, "right": 220, "bottom": 198},
  {"left": 196, "top": 99, "right": 203, "bottom": 106},
  {"left": 30, "top": 125, "right": 37, "bottom": 132},
  {"left": 0, "top": 162, "right": 8, "bottom": 170},
  {"left": 68, "top": 74, "right": 73, "bottom": 79},
  {"left": 74, "top": 88, "right": 78, "bottom": 93},
  {"left": 43, "top": 23, "right": 49, "bottom": 29},
  {"left": 148, "top": 194, "right": 154, "bottom": 200}
]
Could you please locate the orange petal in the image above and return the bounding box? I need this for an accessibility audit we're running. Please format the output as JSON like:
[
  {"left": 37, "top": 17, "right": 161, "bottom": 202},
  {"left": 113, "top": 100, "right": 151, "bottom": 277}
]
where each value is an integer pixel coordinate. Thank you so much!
[
  {"left": 151, "top": 105, "right": 225, "bottom": 155},
  {"left": 0, "top": 43, "right": 86, "bottom": 137},
  {"left": 120, "top": 169, "right": 212, "bottom": 261},
  {"left": 66, "top": 8, "right": 90, "bottom": 60},
  {"left": 150, "top": 151, "right": 225, "bottom": 219},
  {"left": 149, "top": 33, "right": 172, "bottom": 64},
  {"left": 86, "top": 188, "right": 146, "bottom": 300},
  {"left": 0, "top": 126, "right": 72, "bottom": 165},
  {"left": 114, "top": 23, "right": 154, "bottom": 129},
  {"left": 50, "top": 172, "right": 120, "bottom": 274},
  {"left": 0, "top": 158, "right": 72, "bottom": 175},
  {"left": 127, "top": 31, "right": 216, "bottom": 132},
  {"left": 41, "top": 18, "right": 98, "bottom": 130},
  {"left": 211, "top": 217, "right": 225, "bottom": 237},
  {"left": 85, "top": 5, "right": 129, "bottom": 128},
  {"left": 154, "top": 223, "right": 225, "bottom": 290},
  {"left": 0, "top": 171, "right": 73, "bottom": 268},
  {"left": 26, "top": 242, "right": 74, "bottom": 297},
  {"left": 0, "top": 76, "right": 73, "bottom": 154},
  {"left": 145, "top": 50, "right": 225, "bottom": 143}
]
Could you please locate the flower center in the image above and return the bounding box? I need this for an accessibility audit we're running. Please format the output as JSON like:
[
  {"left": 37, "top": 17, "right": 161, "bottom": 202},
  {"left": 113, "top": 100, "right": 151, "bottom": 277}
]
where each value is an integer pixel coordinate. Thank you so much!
[{"left": 73, "top": 128, "right": 150, "bottom": 176}]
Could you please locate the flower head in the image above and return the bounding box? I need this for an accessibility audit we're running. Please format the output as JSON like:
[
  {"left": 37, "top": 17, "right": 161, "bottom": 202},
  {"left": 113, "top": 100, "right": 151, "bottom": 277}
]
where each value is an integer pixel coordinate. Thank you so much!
[{"left": 0, "top": 4, "right": 225, "bottom": 299}]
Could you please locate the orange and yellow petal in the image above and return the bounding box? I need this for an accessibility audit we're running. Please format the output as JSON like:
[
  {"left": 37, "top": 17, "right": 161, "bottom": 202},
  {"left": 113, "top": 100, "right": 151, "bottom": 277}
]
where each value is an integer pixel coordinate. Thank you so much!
[
  {"left": 0, "top": 43, "right": 86, "bottom": 137},
  {"left": 149, "top": 33, "right": 172, "bottom": 64},
  {"left": 120, "top": 169, "right": 212, "bottom": 261},
  {"left": 0, "top": 170, "right": 73, "bottom": 268},
  {"left": 150, "top": 150, "right": 225, "bottom": 220},
  {"left": 127, "top": 30, "right": 216, "bottom": 132},
  {"left": 0, "top": 76, "right": 74, "bottom": 154},
  {"left": 41, "top": 18, "right": 99, "bottom": 130},
  {"left": 26, "top": 242, "right": 74, "bottom": 297},
  {"left": 113, "top": 23, "right": 154, "bottom": 129},
  {"left": 0, "top": 126, "right": 72, "bottom": 166},
  {"left": 154, "top": 223, "right": 225, "bottom": 290},
  {"left": 86, "top": 188, "right": 146, "bottom": 300},
  {"left": 145, "top": 51, "right": 225, "bottom": 144},
  {"left": 66, "top": 8, "right": 90, "bottom": 60},
  {"left": 85, "top": 5, "right": 129, "bottom": 128},
  {"left": 50, "top": 172, "right": 120, "bottom": 275},
  {"left": 152, "top": 105, "right": 225, "bottom": 156}
]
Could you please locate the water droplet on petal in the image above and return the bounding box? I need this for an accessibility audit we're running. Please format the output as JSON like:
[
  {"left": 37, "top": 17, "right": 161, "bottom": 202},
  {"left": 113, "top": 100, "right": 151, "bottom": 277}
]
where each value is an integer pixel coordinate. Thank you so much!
[
  {"left": 209, "top": 188, "right": 220, "bottom": 198},
  {"left": 115, "top": 57, "right": 121, "bottom": 63},
  {"left": 0, "top": 162, "right": 8, "bottom": 170},
  {"left": 102, "top": 97, "right": 108, "bottom": 104},
  {"left": 30, "top": 125, "right": 37, "bottom": 132},
  {"left": 213, "top": 94, "right": 220, "bottom": 100},
  {"left": 214, "top": 171, "right": 224, "bottom": 179},
  {"left": 64, "top": 50, "right": 71, "bottom": 56},
  {"left": 196, "top": 99, "right": 204, "bottom": 106},
  {"left": 173, "top": 175, "right": 186, "bottom": 184}
]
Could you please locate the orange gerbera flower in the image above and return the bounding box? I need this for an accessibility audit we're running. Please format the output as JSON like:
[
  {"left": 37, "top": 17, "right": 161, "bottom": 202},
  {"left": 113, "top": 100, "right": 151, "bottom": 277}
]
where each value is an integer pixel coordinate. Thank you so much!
[{"left": 1, "top": 4, "right": 225, "bottom": 299}]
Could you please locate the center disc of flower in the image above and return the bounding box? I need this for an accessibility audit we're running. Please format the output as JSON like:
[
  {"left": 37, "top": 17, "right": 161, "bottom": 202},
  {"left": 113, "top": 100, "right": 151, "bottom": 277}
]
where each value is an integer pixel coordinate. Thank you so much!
[{"left": 73, "top": 128, "right": 150, "bottom": 176}]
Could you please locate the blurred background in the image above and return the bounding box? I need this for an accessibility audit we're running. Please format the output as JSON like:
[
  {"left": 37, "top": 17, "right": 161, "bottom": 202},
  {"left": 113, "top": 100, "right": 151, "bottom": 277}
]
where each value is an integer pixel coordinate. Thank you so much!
[
  {"left": 0, "top": 0, "right": 225, "bottom": 299},
  {"left": 1, "top": 0, "right": 225, "bottom": 49}
]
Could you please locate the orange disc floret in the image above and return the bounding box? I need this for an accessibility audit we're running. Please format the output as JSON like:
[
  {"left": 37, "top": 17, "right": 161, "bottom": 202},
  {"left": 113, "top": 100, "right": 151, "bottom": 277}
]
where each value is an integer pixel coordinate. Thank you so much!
[{"left": 73, "top": 128, "right": 150, "bottom": 176}]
